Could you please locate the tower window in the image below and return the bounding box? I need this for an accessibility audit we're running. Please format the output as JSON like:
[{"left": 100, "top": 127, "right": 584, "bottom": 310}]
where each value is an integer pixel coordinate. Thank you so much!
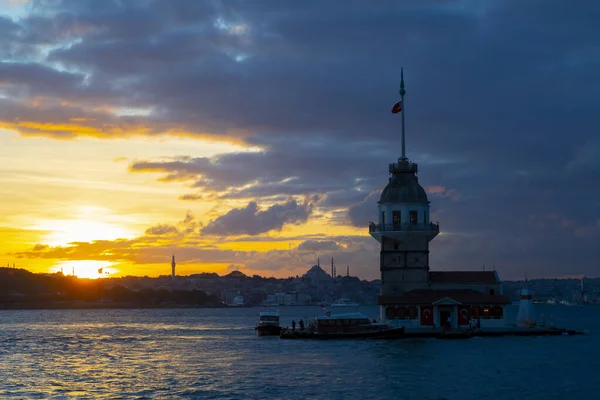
[
  {"left": 381, "top": 212, "right": 386, "bottom": 225},
  {"left": 392, "top": 211, "right": 401, "bottom": 226},
  {"left": 393, "top": 241, "right": 399, "bottom": 250},
  {"left": 424, "top": 211, "right": 427, "bottom": 223},
  {"left": 410, "top": 210, "right": 418, "bottom": 224}
]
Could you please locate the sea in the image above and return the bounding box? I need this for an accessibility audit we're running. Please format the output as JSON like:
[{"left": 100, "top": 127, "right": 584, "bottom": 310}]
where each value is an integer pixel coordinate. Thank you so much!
[{"left": 1, "top": 304, "right": 599, "bottom": 400}]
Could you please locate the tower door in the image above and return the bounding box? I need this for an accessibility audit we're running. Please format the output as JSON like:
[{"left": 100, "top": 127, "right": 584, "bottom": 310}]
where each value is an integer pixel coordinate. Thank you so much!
[{"left": 439, "top": 307, "right": 453, "bottom": 329}]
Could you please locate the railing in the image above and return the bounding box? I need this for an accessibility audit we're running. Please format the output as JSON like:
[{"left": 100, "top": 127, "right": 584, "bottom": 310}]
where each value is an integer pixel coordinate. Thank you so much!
[{"left": 369, "top": 222, "right": 440, "bottom": 233}]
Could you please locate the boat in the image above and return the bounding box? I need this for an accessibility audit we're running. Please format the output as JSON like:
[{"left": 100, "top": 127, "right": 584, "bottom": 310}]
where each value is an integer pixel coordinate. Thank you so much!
[
  {"left": 330, "top": 297, "right": 360, "bottom": 308},
  {"left": 280, "top": 312, "right": 404, "bottom": 339},
  {"left": 255, "top": 311, "right": 282, "bottom": 336},
  {"left": 231, "top": 296, "right": 244, "bottom": 307}
]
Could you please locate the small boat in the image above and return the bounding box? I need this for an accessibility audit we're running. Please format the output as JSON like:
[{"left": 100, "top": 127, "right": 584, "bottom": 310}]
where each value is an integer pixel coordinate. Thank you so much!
[
  {"left": 232, "top": 296, "right": 244, "bottom": 307},
  {"left": 255, "top": 311, "right": 282, "bottom": 336},
  {"left": 330, "top": 298, "right": 360, "bottom": 308},
  {"left": 280, "top": 312, "right": 404, "bottom": 340}
]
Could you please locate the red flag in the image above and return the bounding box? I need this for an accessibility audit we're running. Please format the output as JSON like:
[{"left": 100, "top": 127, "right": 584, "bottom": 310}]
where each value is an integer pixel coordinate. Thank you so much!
[{"left": 391, "top": 101, "right": 402, "bottom": 113}]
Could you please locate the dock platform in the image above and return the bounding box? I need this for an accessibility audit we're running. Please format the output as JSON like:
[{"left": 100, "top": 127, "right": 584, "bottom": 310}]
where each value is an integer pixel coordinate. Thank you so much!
[{"left": 278, "top": 326, "right": 583, "bottom": 340}]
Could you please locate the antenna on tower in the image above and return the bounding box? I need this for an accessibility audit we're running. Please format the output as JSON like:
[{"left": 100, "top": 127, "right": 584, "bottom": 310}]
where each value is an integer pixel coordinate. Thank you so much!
[
  {"left": 347, "top": 265, "right": 349, "bottom": 277},
  {"left": 400, "top": 67, "right": 406, "bottom": 159}
]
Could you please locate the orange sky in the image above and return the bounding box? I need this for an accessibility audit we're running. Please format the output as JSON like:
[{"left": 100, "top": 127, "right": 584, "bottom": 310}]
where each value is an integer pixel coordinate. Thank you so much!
[{"left": 0, "top": 130, "right": 372, "bottom": 279}]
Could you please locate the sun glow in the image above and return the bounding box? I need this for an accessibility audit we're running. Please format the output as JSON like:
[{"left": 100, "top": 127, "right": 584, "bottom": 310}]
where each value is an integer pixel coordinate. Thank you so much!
[
  {"left": 31, "top": 205, "right": 136, "bottom": 246},
  {"left": 35, "top": 219, "right": 135, "bottom": 246},
  {"left": 52, "top": 260, "right": 117, "bottom": 279}
]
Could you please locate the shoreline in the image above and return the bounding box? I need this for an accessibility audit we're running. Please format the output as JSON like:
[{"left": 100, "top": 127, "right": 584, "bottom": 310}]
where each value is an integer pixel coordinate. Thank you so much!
[{"left": 0, "top": 302, "right": 228, "bottom": 311}]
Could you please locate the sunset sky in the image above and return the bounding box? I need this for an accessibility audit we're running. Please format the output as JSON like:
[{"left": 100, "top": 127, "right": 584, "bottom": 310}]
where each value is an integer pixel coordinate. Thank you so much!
[{"left": 1, "top": 0, "right": 599, "bottom": 280}]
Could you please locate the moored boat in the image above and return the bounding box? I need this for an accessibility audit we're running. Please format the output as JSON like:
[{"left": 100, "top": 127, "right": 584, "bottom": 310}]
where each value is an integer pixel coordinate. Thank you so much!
[
  {"left": 255, "top": 311, "right": 282, "bottom": 336},
  {"left": 280, "top": 312, "right": 404, "bottom": 339}
]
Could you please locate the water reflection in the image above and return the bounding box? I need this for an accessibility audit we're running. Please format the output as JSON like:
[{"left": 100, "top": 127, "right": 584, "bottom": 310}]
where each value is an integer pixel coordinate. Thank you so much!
[{"left": 0, "top": 306, "right": 599, "bottom": 399}]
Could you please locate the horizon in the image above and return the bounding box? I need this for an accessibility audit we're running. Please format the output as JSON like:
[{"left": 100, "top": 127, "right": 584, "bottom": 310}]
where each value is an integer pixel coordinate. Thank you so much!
[
  {"left": 1, "top": 265, "right": 595, "bottom": 283},
  {"left": 1, "top": 1, "right": 599, "bottom": 281}
]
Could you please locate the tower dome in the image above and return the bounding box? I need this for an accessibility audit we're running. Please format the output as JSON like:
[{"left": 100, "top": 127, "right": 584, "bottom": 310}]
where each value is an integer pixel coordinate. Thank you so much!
[{"left": 379, "top": 159, "right": 429, "bottom": 204}]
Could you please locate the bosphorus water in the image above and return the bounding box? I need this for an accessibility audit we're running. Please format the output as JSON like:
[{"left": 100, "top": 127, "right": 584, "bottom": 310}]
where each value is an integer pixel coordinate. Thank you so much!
[{"left": 1, "top": 305, "right": 599, "bottom": 399}]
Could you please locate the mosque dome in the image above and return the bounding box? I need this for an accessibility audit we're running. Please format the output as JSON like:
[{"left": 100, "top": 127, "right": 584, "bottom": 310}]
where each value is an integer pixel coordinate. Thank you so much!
[{"left": 379, "top": 160, "right": 429, "bottom": 204}]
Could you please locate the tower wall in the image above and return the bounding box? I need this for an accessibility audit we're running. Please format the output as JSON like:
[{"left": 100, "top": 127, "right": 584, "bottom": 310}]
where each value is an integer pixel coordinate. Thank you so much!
[{"left": 380, "top": 235, "right": 430, "bottom": 295}]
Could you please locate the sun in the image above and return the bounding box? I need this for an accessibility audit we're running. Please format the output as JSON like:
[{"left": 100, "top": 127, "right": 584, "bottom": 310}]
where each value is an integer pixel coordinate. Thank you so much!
[{"left": 52, "top": 260, "right": 117, "bottom": 279}]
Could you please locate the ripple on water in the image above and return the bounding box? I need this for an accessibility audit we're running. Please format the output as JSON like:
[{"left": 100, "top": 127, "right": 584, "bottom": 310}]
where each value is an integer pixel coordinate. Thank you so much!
[{"left": 1, "top": 306, "right": 600, "bottom": 399}]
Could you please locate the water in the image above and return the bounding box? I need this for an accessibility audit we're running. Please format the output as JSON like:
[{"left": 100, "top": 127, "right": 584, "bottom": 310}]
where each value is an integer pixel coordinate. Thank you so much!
[{"left": 1, "top": 305, "right": 599, "bottom": 399}]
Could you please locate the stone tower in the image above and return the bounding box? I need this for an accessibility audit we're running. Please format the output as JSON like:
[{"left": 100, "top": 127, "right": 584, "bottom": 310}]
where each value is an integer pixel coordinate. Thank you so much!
[{"left": 369, "top": 68, "right": 439, "bottom": 296}]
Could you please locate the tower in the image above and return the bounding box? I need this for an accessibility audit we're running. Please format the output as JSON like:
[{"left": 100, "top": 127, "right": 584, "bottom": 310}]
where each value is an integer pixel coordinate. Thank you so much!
[
  {"left": 516, "top": 279, "right": 536, "bottom": 327},
  {"left": 171, "top": 254, "right": 176, "bottom": 279},
  {"left": 331, "top": 258, "right": 334, "bottom": 278},
  {"left": 369, "top": 68, "right": 440, "bottom": 296}
]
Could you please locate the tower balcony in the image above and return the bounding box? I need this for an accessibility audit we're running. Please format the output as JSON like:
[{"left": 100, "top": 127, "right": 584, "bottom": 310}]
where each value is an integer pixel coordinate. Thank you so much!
[{"left": 369, "top": 222, "right": 440, "bottom": 234}]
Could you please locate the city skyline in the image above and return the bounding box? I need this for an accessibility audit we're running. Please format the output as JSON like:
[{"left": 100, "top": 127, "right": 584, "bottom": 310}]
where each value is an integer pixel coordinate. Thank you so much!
[{"left": 1, "top": 0, "right": 599, "bottom": 280}]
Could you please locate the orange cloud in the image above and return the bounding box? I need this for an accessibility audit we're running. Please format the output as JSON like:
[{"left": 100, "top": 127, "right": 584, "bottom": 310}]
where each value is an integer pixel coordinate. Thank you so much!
[{"left": 426, "top": 185, "right": 461, "bottom": 200}]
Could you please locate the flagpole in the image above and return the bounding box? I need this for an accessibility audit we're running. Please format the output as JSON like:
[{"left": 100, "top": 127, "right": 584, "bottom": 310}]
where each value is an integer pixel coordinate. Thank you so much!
[{"left": 400, "top": 67, "right": 406, "bottom": 160}]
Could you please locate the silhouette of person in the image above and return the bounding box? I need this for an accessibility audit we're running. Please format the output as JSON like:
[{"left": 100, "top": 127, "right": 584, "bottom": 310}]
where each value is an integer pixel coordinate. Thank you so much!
[
  {"left": 299, "top": 319, "right": 304, "bottom": 330},
  {"left": 292, "top": 320, "right": 296, "bottom": 332}
]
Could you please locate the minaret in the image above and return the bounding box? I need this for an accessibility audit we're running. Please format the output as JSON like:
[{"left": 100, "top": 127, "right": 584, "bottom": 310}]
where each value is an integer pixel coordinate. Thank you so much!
[
  {"left": 331, "top": 258, "right": 334, "bottom": 278},
  {"left": 171, "top": 254, "right": 176, "bottom": 279},
  {"left": 346, "top": 265, "right": 349, "bottom": 277},
  {"left": 369, "top": 69, "right": 440, "bottom": 306}
]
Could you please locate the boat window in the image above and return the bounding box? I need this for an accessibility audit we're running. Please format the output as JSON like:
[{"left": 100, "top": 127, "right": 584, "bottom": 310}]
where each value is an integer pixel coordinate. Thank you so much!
[{"left": 260, "top": 316, "right": 279, "bottom": 322}]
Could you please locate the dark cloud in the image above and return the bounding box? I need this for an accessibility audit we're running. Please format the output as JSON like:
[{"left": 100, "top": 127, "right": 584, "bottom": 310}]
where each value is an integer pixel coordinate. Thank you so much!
[
  {"left": 2, "top": 0, "right": 600, "bottom": 278},
  {"left": 201, "top": 198, "right": 315, "bottom": 236},
  {"left": 347, "top": 190, "right": 382, "bottom": 228},
  {"left": 296, "top": 240, "right": 340, "bottom": 253}
]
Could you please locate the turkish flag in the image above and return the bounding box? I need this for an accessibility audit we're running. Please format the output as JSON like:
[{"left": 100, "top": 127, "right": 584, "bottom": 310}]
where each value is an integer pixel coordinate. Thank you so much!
[
  {"left": 391, "top": 101, "right": 402, "bottom": 113},
  {"left": 420, "top": 305, "right": 434, "bottom": 326}
]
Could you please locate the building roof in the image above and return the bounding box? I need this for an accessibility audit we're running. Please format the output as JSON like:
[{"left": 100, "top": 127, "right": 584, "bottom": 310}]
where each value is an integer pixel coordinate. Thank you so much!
[
  {"left": 379, "top": 172, "right": 429, "bottom": 204},
  {"left": 429, "top": 271, "right": 499, "bottom": 285},
  {"left": 302, "top": 265, "right": 333, "bottom": 281},
  {"left": 378, "top": 289, "right": 511, "bottom": 306}
]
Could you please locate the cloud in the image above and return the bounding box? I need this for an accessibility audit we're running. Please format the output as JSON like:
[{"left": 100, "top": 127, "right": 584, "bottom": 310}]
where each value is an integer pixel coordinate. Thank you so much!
[
  {"left": 347, "top": 190, "right": 382, "bottom": 227},
  {"left": 2, "top": 0, "right": 600, "bottom": 279},
  {"left": 201, "top": 198, "right": 315, "bottom": 236},
  {"left": 296, "top": 240, "right": 340, "bottom": 253},
  {"left": 145, "top": 224, "right": 178, "bottom": 236},
  {"left": 426, "top": 186, "right": 461, "bottom": 201}
]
